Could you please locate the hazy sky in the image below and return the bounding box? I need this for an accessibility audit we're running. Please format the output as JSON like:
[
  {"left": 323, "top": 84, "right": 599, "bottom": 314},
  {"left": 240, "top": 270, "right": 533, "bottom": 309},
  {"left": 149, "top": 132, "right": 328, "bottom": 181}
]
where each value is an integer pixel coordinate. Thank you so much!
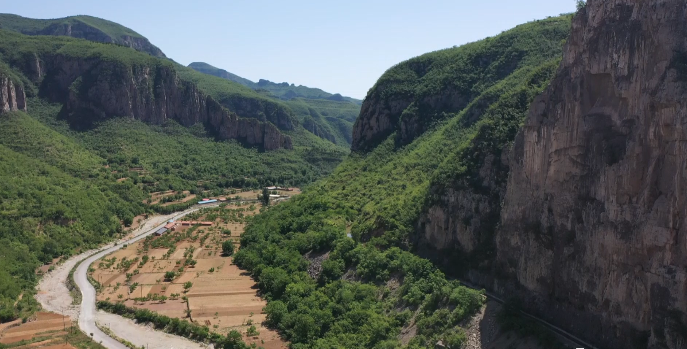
[{"left": 4, "top": 1, "right": 576, "bottom": 99}]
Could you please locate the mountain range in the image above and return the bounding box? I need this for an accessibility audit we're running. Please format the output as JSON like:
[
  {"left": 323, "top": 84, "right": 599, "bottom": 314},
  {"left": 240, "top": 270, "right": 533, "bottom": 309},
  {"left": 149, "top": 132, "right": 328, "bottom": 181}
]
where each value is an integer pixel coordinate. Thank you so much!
[{"left": 2, "top": 2, "right": 686, "bottom": 349}]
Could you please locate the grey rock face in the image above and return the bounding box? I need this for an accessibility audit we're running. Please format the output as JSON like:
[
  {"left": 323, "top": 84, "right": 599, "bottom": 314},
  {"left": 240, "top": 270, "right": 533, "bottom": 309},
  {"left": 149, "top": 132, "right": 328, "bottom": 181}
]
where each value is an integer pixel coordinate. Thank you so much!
[
  {"left": 496, "top": 1, "right": 687, "bottom": 348},
  {"left": 26, "top": 55, "right": 291, "bottom": 150},
  {"left": 0, "top": 75, "right": 26, "bottom": 113}
]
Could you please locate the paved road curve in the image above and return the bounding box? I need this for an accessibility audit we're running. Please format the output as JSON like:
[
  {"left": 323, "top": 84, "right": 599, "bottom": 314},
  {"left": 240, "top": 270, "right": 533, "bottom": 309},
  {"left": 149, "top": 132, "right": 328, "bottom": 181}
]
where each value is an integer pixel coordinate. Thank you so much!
[{"left": 74, "top": 205, "right": 217, "bottom": 349}]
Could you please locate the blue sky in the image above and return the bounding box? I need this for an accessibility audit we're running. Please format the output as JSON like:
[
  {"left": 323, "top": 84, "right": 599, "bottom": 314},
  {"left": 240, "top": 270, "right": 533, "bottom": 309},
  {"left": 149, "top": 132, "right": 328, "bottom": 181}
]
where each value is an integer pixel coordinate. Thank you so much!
[{"left": 3, "top": 0, "right": 576, "bottom": 99}]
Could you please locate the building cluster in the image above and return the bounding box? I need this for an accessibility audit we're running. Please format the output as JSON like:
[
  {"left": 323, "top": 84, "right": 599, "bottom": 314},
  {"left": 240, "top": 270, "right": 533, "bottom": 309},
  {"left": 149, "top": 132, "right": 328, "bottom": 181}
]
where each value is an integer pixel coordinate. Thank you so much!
[{"left": 154, "top": 220, "right": 212, "bottom": 236}]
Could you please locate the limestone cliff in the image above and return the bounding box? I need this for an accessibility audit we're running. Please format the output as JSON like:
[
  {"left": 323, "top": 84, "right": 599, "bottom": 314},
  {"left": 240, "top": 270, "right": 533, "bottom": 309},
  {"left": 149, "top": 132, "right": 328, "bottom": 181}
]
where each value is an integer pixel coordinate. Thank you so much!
[
  {"left": 408, "top": 1, "right": 687, "bottom": 347},
  {"left": 494, "top": 1, "right": 687, "bottom": 348},
  {"left": 24, "top": 54, "right": 291, "bottom": 150},
  {"left": 350, "top": 19, "right": 570, "bottom": 153},
  {"left": 0, "top": 74, "right": 26, "bottom": 113}
]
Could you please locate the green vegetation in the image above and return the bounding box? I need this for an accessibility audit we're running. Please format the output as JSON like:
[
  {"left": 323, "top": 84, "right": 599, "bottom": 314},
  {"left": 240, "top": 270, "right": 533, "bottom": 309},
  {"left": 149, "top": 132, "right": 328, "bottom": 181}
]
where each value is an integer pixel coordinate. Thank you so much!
[
  {"left": 0, "top": 13, "right": 164, "bottom": 57},
  {"left": 0, "top": 327, "right": 108, "bottom": 349},
  {"left": 27, "top": 100, "right": 344, "bottom": 191},
  {"left": 235, "top": 195, "right": 484, "bottom": 348},
  {"left": 188, "top": 62, "right": 362, "bottom": 104},
  {"left": 0, "top": 27, "right": 346, "bottom": 323},
  {"left": 188, "top": 62, "right": 360, "bottom": 146},
  {"left": 497, "top": 299, "right": 565, "bottom": 348},
  {"left": 0, "top": 110, "right": 147, "bottom": 320},
  {"left": 97, "top": 301, "right": 255, "bottom": 348},
  {"left": 283, "top": 98, "right": 359, "bottom": 146},
  {"left": 222, "top": 240, "right": 235, "bottom": 256},
  {"left": 359, "top": 16, "right": 571, "bottom": 150},
  {"left": 175, "top": 66, "right": 300, "bottom": 130},
  {"left": 187, "top": 62, "right": 256, "bottom": 89},
  {"left": 233, "top": 16, "right": 572, "bottom": 348}
]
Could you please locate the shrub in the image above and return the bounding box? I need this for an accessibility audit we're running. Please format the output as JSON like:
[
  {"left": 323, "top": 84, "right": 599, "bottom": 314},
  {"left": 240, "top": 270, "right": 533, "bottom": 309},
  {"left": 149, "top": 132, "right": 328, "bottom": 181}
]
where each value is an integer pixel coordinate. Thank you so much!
[{"left": 222, "top": 240, "right": 235, "bottom": 256}]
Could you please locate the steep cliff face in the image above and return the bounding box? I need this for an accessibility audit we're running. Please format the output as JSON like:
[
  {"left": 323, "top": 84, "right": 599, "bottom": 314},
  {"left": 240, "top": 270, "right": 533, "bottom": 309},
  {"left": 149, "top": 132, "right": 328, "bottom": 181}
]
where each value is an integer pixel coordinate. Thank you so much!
[
  {"left": 350, "top": 19, "right": 571, "bottom": 153},
  {"left": 493, "top": 1, "right": 687, "bottom": 348},
  {"left": 350, "top": 93, "right": 411, "bottom": 152},
  {"left": 302, "top": 115, "right": 336, "bottom": 144},
  {"left": 0, "top": 75, "right": 26, "bottom": 114},
  {"left": 25, "top": 54, "right": 291, "bottom": 150},
  {"left": 351, "top": 82, "right": 467, "bottom": 152},
  {"left": 220, "top": 95, "right": 296, "bottom": 131}
]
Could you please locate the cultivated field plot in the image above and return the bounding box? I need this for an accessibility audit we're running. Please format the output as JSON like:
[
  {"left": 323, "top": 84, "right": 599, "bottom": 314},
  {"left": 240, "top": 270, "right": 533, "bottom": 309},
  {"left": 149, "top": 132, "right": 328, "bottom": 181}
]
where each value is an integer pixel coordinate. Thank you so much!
[
  {"left": 0, "top": 312, "right": 100, "bottom": 349},
  {"left": 91, "top": 190, "right": 298, "bottom": 349}
]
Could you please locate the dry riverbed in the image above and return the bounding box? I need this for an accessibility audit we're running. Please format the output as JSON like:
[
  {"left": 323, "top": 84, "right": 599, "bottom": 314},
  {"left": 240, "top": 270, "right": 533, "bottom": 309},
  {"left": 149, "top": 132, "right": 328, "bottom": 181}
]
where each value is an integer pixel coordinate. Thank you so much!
[{"left": 34, "top": 212, "right": 212, "bottom": 349}]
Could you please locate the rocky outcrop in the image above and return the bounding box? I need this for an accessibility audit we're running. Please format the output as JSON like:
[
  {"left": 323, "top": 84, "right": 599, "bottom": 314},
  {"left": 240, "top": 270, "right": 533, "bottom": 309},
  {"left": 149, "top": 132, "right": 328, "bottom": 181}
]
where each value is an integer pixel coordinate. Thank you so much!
[
  {"left": 351, "top": 93, "right": 411, "bottom": 152},
  {"left": 492, "top": 1, "right": 687, "bottom": 348},
  {"left": 28, "top": 55, "right": 290, "bottom": 150},
  {"left": 220, "top": 95, "right": 296, "bottom": 131},
  {"left": 1, "top": 15, "right": 166, "bottom": 58},
  {"left": 418, "top": 151, "right": 507, "bottom": 261},
  {"left": 0, "top": 75, "right": 26, "bottom": 113}
]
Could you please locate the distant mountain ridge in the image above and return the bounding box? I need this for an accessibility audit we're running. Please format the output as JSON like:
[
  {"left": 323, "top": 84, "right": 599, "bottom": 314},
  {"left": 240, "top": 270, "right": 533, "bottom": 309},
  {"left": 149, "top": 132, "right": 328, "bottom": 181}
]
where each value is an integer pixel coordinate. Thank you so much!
[
  {"left": 189, "top": 62, "right": 361, "bottom": 146},
  {"left": 0, "top": 13, "right": 166, "bottom": 58},
  {"left": 188, "top": 62, "right": 361, "bottom": 105}
]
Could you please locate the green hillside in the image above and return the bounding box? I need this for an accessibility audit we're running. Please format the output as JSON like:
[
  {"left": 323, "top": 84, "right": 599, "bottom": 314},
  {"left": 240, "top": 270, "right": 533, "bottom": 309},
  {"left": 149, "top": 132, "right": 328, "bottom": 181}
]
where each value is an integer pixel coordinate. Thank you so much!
[
  {"left": 233, "top": 16, "right": 572, "bottom": 348},
  {"left": 188, "top": 61, "right": 360, "bottom": 145},
  {"left": 188, "top": 61, "right": 255, "bottom": 87},
  {"left": 0, "top": 28, "right": 348, "bottom": 321},
  {"left": 0, "top": 13, "right": 165, "bottom": 57},
  {"left": 0, "top": 110, "right": 147, "bottom": 321},
  {"left": 188, "top": 61, "right": 362, "bottom": 104},
  {"left": 282, "top": 98, "right": 359, "bottom": 145}
]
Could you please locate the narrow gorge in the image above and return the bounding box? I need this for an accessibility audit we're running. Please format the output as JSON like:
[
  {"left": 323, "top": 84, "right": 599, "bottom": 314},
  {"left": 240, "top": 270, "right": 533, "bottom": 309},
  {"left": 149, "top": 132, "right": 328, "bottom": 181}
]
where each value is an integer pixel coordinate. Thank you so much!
[{"left": 414, "top": 1, "right": 687, "bottom": 348}]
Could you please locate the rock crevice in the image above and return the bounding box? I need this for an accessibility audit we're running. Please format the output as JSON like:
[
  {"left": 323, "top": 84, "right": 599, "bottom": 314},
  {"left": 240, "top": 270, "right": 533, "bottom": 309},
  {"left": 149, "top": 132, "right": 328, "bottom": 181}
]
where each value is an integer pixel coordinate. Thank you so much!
[
  {"left": 494, "top": 1, "right": 687, "bottom": 348},
  {"left": 0, "top": 75, "right": 26, "bottom": 113}
]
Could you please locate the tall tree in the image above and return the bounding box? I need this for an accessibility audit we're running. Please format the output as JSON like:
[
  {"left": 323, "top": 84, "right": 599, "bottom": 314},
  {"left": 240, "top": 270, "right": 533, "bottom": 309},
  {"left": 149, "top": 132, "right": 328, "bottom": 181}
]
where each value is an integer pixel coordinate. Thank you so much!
[{"left": 261, "top": 187, "right": 270, "bottom": 206}]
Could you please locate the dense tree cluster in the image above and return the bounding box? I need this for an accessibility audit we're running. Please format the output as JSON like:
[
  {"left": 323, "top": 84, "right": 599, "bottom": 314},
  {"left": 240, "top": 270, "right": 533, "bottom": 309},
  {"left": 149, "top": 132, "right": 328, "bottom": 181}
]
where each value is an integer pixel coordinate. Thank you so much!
[
  {"left": 234, "top": 194, "right": 484, "bottom": 348},
  {"left": 231, "top": 15, "right": 573, "bottom": 348}
]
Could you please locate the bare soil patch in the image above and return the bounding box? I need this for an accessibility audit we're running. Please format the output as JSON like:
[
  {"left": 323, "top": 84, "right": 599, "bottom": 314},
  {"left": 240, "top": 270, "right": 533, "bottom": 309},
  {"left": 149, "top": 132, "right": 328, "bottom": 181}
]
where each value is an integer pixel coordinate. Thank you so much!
[
  {"left": 0, "top": 312, "right": 75, "bottom": 347},
  {"left": 91, "top": 192, "right": 300, "bottom": 348}
]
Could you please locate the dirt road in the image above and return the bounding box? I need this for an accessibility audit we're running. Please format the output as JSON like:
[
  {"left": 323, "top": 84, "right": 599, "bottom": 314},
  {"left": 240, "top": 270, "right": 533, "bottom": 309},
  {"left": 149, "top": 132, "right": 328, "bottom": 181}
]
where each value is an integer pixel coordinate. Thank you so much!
[{"left": 37, "top": 206, "right": 217, "bottom": 349}]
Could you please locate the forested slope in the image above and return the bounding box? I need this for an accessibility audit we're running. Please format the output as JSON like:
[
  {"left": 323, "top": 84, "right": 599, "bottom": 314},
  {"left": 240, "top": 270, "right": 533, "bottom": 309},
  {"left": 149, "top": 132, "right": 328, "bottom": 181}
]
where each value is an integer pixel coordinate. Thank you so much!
[
  {"left": 234, "top": 16, "right": 572, "bottom": 348},
  {"left": 189, "top": 61, "right": 360, "bottom": 146},
  {"left": 0, "top": 27, "right": 347, "bottom": 321},
  {"left": 0, "top": 13, "right": 166, "bottom": 57}
]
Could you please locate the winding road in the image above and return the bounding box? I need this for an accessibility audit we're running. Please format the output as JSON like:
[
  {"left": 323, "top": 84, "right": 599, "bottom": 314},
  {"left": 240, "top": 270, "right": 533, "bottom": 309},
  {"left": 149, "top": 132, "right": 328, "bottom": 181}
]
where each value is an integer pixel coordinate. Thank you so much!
[
  {"left": 65, "top": 201, "right": 595, "bottom": 349},
  {"left": 73, "top": 205, "right": 217, "bottom": 349}
]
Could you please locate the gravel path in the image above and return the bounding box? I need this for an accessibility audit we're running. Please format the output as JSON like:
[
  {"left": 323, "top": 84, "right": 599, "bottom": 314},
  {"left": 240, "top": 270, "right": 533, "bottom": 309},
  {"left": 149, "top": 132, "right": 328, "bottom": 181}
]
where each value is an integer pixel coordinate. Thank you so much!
[
  {"left": 96, "top": 311, "right": 208, "bottom": 349},
  {"left": 36, "top": 249, "right": 97, "bottom": 320},
  {"left": 36, "top": 213, "right": 177, "bottom": 320},
  {"left": 36, "top": 207, "right": 216, "bottom": 349}
]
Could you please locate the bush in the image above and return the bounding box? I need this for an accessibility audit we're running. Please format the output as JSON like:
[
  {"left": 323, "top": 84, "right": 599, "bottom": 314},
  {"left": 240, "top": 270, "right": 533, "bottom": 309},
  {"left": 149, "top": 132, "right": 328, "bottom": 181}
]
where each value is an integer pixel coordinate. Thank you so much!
[
  {"left": 222, "top": 240, "right": 235, "bottom": 256},
  {"left": 97, "top": 300, "right": 249, "bottom": 348}
]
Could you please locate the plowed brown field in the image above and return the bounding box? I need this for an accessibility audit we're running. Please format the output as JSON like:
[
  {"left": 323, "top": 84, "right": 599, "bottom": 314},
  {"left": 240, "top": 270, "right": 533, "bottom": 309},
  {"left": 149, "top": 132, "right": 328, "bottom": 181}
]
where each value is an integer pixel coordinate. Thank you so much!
[
  {"left": 92, "top": 191, "right": 298, "bottom": 349},
  {"left": 0, "top": 312, "right": 87, "bottom": 349}
]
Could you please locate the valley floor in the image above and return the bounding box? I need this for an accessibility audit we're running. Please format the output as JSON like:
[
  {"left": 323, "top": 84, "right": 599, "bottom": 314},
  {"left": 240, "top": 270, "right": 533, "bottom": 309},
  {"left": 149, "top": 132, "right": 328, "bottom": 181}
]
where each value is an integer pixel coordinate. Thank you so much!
[
  {"left": 32, "top": 211, "right": 213, "bottom": 349},
  {"left": 90, "top": 199, "right": 289, "bottom": 348}
]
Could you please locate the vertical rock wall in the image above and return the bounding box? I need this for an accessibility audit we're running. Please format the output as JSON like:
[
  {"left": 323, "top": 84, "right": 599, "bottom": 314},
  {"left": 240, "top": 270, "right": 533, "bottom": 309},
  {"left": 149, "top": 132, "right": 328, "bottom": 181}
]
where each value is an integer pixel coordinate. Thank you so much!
[
  {"left": 0, "top": 75, "right": 26, "bottom": 114},
  {"left": 496, "top": 1, "right": 687, "bottom": 348}
]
